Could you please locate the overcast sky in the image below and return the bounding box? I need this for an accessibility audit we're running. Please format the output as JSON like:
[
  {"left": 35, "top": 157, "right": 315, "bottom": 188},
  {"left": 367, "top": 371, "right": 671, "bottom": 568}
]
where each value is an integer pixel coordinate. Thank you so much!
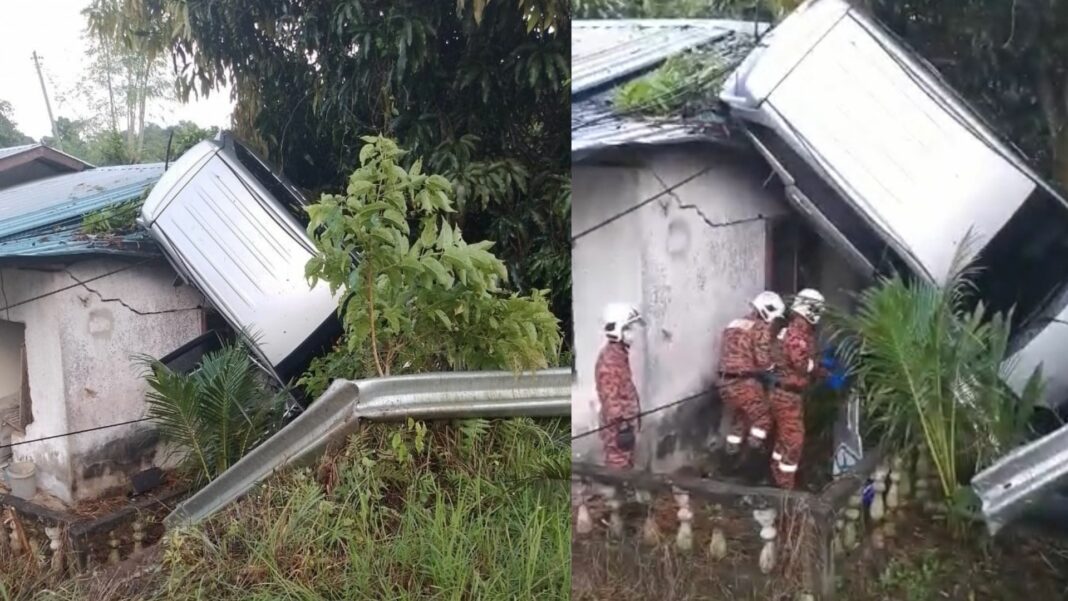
[{"left": 0, "top": 0, "right": 234, "bottom": 141}]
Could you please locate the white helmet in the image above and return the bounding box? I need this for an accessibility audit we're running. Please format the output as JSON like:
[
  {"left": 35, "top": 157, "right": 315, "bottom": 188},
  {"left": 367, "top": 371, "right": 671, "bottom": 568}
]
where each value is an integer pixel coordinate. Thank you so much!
[
  {"left": 751, "top": 291, "right": 786, "bottom": 323},
  {"left": 792, "top": 288, "right": 825, "bottom": 324},
  {"left": 602, "top": 302, "right": 643, "bottom": 342}
]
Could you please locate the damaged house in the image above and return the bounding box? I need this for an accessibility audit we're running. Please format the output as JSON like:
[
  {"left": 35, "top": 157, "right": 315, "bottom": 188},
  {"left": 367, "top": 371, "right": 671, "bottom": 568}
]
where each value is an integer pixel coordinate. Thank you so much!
[
  {"left": 0, "top": 161, "right": 206, "bottom": 504},
  {"left": 0, "top": 132, "right": 342, "bottom": 508},
  {"left": 571, "top": 0, "right": 1068, "bottom": 494}
]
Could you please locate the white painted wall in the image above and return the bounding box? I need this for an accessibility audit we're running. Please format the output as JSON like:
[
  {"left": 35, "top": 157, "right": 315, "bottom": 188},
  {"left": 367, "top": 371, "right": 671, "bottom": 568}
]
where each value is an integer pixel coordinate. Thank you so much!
[
  {"left": 572, "top": 146, "right": 790, "bottom": 472},
  {"left": 3, "top": 259, "right": 204, "bottom": 503}
]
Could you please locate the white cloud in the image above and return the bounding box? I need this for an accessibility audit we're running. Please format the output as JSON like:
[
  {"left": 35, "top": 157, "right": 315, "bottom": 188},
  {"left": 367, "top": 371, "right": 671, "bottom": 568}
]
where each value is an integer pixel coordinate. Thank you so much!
[{"left": 0, "top": 0, "right": 234, "bottom": 141}]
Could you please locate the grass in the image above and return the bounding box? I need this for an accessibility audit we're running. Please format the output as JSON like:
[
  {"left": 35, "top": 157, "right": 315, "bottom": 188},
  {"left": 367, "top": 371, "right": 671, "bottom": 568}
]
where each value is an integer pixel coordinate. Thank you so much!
[
  {"left": 1, "top": 417, "right": 571, "bottom": 601},
  {"left": 81, "top": 199, "right": 142, "bottom": 235}
]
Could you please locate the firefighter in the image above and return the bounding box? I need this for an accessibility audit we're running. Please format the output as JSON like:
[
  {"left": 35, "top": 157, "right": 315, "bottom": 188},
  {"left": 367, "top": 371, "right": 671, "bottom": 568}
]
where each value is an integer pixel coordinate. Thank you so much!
[
  {"left": 595, "top": 302, "right": 644, "bottom": 470},
  {"left": 717, "top": 291, "right": 785, "bottom": 456},
  {"left": 769, "top": 288, "right": 826, "bottom": 489}
]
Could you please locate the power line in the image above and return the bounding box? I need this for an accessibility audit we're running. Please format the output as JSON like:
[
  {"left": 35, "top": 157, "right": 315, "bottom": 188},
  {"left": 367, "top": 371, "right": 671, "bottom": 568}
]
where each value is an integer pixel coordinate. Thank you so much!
[
  {"left": 572, "top": 390, "right": 713, "bottom": 441},
  {"left": 570, "top": 164, "right": 770, "bottom": 244},
  {"left": 0, "top": 417, "right": 151, "bottom": 450},
  {"left": 0, "top": 259, "right": 154, "bottom": 314},
  {"left": 570, "top": 165, "right": 717, "bottom": 243}
]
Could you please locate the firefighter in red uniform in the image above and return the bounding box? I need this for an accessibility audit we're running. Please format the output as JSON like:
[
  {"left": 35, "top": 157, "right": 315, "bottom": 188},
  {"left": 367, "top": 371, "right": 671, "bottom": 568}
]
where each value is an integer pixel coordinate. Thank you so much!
[
  {"left": 769, "top": 288, "right": 826, "bottom": 489},
  {"left": 717, "top": 291, "right": 785, "bottom": 456},
  {"left": 595, "top": 303, "right": 644, "bottom": 470}
]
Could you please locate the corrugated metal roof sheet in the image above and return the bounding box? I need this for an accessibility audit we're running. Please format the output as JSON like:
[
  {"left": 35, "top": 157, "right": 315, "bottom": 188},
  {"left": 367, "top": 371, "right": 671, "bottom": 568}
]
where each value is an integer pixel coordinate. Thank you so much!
[
  {"left": 572, "top": 19, "right": 762, "bottom": 160},
  {"left": 0, "top": 163, "right": 165, "bottom": 259},
  {"left": 0, "top": 144, "right": 40, "bottom": 161}
]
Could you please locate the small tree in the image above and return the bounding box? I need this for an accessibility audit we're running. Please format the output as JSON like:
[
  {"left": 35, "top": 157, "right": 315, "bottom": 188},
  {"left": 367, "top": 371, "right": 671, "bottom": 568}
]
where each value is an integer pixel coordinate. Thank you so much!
[
  {"left": 303, "top": 136, "right": 560, "bottom": 386},
  {"left": 834, "top": 239, "right": 1042, "bottom": 520},
  {"left": 139, "top": 342, "right": 283, "bottom": 484}
]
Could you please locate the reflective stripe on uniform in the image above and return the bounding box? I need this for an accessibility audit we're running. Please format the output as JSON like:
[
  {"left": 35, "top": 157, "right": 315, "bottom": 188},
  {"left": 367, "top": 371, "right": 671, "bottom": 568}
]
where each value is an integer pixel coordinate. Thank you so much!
[
  {"left": 726, "top": 434, "right": 743, "bottom": 445},
  {"left": 749, "top": 427, "right": 767, "bottom": 440},
  {"left": 778, "top": 462, "right": 798, "bottom": 473},
  {"left": 772, "top": 452, "right": 782, "bottom": 461}
]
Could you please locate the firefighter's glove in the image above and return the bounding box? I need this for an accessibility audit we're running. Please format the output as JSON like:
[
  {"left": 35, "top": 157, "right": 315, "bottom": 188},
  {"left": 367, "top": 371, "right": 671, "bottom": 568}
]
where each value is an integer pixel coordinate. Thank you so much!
[{"left": 761, "top": 369, "right": 779, "bottom": 388}]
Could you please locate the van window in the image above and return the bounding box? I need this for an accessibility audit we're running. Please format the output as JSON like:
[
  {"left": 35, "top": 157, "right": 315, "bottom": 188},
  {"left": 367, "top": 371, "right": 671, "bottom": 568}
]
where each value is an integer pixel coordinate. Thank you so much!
[
  {"left": 970, "top": 188, "right": 1068, "bottom": 332},
  {"left": 231, "top": 141, "right": 311, "bottom": 228}
]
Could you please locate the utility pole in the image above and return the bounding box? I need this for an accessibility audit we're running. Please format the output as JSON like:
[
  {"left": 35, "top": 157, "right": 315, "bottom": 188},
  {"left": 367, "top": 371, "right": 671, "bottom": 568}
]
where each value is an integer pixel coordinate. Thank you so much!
[{"left": 31, "top": 51, "right": 58, "bottom": 143}]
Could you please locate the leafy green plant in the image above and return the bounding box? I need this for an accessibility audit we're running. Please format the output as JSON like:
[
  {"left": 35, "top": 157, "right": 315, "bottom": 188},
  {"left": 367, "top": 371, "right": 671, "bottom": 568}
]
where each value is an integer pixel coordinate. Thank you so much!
[
  {"left": 613, "top": 45, "right": 751, "bottom": 118},
  {"left": 833, "top": 239, "right": 1042, "bottom": 514},
  {"left": 137, "top": 342, "right": 285, "bottom": 483},
  {"left": 81, "top": 195, "right": 144, "bottom": 235},
  {"left": 302, "top": 136, "right": 561, "bottom": 384}
]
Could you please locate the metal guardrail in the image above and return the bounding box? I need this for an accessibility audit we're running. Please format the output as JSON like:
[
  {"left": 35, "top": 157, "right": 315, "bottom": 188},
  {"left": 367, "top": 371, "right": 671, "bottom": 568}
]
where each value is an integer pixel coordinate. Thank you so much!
[
  {"left": 972, "top": 422, "right": 1068, "bottom": 535},
  {"left": 164, "top": 369, "right": 571, "bottom": 527}
]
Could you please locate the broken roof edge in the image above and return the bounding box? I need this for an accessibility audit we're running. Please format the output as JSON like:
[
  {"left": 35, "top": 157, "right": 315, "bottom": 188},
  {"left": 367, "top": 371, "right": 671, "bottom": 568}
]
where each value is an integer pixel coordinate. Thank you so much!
[
  {"left": 572, "top": 121, "right": 745, "bottom": 164},
  {"left": 572, "top": 18, "right": 770, "bottom": 98}
]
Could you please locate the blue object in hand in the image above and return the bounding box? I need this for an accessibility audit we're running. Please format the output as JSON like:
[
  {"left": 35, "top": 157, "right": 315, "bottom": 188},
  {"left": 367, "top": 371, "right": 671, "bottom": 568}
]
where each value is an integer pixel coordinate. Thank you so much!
[
  {"left": 827, "top": 371, "right": 847, "bottom": 391},
  {"left": 820, "top": 346, "right": 839, "bottom": 371}
]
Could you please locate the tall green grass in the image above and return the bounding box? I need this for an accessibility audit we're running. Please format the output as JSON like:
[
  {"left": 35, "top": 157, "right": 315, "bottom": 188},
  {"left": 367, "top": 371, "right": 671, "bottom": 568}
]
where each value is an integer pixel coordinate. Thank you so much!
[{"left": 21, "top": 417, "right": 569, "bottom": 601}]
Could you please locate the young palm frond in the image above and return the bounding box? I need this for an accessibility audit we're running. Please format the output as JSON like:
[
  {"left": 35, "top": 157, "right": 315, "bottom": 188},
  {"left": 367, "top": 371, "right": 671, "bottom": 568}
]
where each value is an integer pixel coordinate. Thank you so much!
[
  {"left": 830, "top": 233, "right": 1040, "bottom": 506},
  {"left": 136, "top": 341, "right": 284, "bottom": 484}
]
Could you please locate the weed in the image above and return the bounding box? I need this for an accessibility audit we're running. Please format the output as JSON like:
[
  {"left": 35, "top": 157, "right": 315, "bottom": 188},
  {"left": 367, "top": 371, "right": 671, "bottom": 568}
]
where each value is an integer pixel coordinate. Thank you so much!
[
  {"left": 34, "top": 417, "right": 570, "bottom": 600},
  {"left": 878, "top": 550, "right": 946, "bottom": 600}
]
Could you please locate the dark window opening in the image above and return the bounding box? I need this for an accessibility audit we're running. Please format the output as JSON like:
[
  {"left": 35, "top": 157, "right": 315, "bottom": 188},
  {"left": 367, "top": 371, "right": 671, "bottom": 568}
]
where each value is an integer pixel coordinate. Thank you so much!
[
  {"left": 228, "top": 137, "right": 311, "bottom": 228},
  {"left": 767, "top": 217, "right": 823, "bottom": 296},
  {"left": 0, "top": 322, "right": 31, "bottom": 433},
  {"left": 969, "top": 187, "right": 1068, "bottom": 334}
]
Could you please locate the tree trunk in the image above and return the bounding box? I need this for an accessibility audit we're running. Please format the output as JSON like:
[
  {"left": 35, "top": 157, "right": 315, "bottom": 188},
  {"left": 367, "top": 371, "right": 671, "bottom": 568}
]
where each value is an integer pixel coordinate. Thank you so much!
[
  {"left": 100, "top": 33, "right": 118, "bottom": 133},
  {"left": 1052, "top": 126, "right": 1068, "bottom": 192},
  {"left": 136, "top": 62, "right": 149, "bottom": 159},
  {"left": 1037, "top": 57, "right": 1068, "bottom": 189}
]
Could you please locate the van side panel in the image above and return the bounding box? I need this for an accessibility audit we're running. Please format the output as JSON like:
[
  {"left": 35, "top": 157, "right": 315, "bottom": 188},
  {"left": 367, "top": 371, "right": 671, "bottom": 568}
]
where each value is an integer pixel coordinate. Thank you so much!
[
  {"left": 148, "top": 155, "right": 339, "bottom": 368},
  {"left": 764, "top": 13, "right": 1035, "bottom": 280}
]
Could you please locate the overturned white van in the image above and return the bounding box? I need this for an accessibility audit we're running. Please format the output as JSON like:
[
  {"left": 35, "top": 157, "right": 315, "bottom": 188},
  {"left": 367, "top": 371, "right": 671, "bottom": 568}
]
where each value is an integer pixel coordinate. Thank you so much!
[
  {"left": 720, "top": 0, "right": 1068, "bottom": 411},
  {"left": 138, "top": 133, "right": 342, "bottom": 386},
  {"left": 719, "top": 0, "right": 1068, "bottom": 536}
]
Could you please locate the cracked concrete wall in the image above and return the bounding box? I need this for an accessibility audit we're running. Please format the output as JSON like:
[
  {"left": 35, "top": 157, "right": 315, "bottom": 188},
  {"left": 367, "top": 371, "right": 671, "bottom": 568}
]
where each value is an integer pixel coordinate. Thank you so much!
[
  {"left": 572, "top": 146, "right": 790, "bottom": 472},
  {"left": 3, "top": 259, "right": 205, "bottom": 503}
]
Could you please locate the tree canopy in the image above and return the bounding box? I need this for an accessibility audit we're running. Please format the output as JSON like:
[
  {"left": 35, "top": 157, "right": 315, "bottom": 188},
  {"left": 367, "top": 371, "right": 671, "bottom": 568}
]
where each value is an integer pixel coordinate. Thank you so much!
[
  {"left": 0, "top": 101, "right": 33, "bottom": 148},
  {"left": 88, "top": 0, "right": 572, "bottom": 345}
]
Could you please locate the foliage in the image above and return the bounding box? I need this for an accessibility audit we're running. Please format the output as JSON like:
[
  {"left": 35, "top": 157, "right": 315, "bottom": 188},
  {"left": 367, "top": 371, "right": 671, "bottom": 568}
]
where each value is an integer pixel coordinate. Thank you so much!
[
  {"left": 43, "top": 119, "right": 218, "bottom": 166},
  {"left": 39, "top": 418, "right": 570, "bottom": 600},
  {"left": 0, "top": 100, "right": 33, "bottom": 147},
  {"left": 76, "top": 0, "right": 175, "bottom": 163},
  {"left": 87, "top": 0, "right": 572, "bottom": 343},
  {"left": 573, "top": 0, "right": 796, "bottom": 20},
  {"left": 81, "top": 198, "right": 142, "bottom": 235},
  {"left": 832, "top": 238, "right": 1042, "bottom": 511},
  {"left": 137, "top": 342, "right": 285, "bottom": 484},
  {"left": 613, "top": 48, "right": 748, "bottom": 117},
  {"left": 302, "top": 137, "right": 560, "bottom": 388},
  {"left": 865, "top": 0, "right": 1068, "bottom": 189}
]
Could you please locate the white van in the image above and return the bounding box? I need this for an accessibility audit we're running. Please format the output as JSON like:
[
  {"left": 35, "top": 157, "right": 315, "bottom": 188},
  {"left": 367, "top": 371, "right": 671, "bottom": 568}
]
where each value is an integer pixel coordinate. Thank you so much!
[
  {"left": 720, "top": 0, "right": 1068, "bottom": 410},
  {"left": 138, "top": 133, "right": 342, "bottom": 385}
]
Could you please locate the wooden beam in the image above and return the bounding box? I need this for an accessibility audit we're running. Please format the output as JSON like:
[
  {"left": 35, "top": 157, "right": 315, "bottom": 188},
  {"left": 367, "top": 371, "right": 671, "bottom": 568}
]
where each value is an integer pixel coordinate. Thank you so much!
[{"left": 573, "top": 461, "right": 815, "bottom": 507}]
